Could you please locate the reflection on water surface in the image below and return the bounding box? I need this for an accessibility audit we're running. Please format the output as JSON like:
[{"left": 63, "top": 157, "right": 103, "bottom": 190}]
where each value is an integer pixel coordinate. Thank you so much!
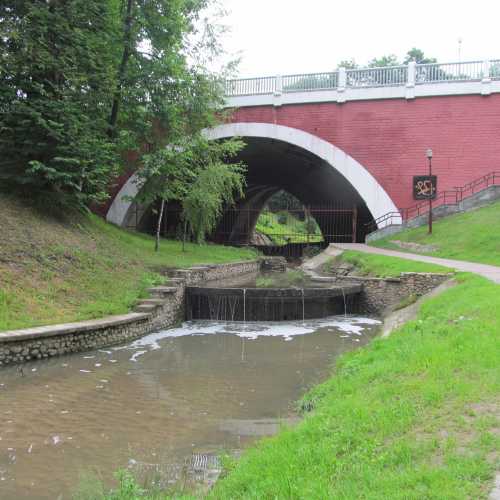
[{"left": 0, "top": 317, "right": 379, "bottom": 499}]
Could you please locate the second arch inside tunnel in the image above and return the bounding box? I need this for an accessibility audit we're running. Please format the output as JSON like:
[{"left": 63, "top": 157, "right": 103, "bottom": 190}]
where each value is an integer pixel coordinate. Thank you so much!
[
  {"left": 213, "top": 136, "right": 376, "bottom": 244},
  {"left": 134, "top": 136, "right": 376, "bottom": 244}
]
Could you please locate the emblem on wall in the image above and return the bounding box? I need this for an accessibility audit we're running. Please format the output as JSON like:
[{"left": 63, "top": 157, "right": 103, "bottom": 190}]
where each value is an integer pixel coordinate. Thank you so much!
[{"left": 413, "top": 175, "right": 437, "bottom": 200}]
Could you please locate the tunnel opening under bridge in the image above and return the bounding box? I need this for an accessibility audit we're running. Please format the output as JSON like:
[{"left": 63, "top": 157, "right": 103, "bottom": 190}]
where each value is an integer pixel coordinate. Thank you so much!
[
  {"left": 112, "top": 123, "right": 399, "bottom": 248},
  {"left": 135, "top": 136, "right": 375, "bottom": 246}
]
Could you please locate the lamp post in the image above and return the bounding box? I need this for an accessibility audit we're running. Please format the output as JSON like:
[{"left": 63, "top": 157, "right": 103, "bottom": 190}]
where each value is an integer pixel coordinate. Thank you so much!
[{"left": 426, "top": 149, "right": 433, "bottom": 234}]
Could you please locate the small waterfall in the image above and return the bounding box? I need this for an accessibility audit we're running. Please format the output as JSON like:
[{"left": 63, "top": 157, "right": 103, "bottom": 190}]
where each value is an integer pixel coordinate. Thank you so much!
[
  {"left": 228, "top": 295, "right": 238, "bottom": 321},
  {"left": 341, "top": 287, "right": 347, "bottom": 318},
  {"left": 242, "top": 288, "right": 246, "bottom": 322},
  {"left": 301, "top": 289, "right": 305, "bottom": 322},
  {"left": 186, "top": 283, "right": 359, "bottom": 322}
]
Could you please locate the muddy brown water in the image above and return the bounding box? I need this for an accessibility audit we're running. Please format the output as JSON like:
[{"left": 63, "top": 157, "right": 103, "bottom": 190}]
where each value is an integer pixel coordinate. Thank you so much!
[{"left": 0, "top": 317, "right": 380, "bottom": 499}]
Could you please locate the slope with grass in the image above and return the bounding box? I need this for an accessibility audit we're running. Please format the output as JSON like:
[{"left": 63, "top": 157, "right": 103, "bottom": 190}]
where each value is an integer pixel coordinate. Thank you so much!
[
  {"left": 327, "top": 250, "right": 452, "bottom": 278},
  {"left": 255, "top": 211, "right": 323, "bottom": 245},
  {"left": 0, "top": 195, "right": 257, "bottom": 332},
  {"left": 372, "top": 200, "right": 500, "bottom": 266}
]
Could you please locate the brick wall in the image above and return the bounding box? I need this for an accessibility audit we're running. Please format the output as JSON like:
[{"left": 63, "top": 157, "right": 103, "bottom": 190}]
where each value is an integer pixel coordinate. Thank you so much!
[{"left": 230, "top": 93, "right": 500, "bottom": 210}]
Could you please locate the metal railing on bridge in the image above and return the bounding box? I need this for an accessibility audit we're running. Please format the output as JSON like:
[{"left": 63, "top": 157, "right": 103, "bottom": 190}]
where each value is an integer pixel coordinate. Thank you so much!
[{"left": 225, "top": 59, "right": 500, "bottom": 96}]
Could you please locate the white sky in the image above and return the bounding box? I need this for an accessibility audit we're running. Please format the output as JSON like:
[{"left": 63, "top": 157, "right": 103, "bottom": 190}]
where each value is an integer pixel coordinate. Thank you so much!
[{"left": 219, "top": 0, "right": 500, "bottom": 77}]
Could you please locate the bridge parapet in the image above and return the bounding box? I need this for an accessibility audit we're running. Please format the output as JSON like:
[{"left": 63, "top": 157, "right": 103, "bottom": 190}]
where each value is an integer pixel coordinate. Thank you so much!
[{"left": 225, "top": 59, "right": 500, "bottom": 107}]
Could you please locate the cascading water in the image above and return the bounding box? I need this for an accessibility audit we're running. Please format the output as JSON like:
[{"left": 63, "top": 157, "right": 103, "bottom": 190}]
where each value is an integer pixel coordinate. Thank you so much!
[
  {"left": 301, "top": 288, "right": 305, "bottom": 322},
  {"left": 341, "top": 287, "right": 347, "bottom": 318},
  {"left": 243, "top": 288, "right": 246, "bottom": 322},
  {"left": 187, "top": 283, "right": 362, "bottom": 322}
]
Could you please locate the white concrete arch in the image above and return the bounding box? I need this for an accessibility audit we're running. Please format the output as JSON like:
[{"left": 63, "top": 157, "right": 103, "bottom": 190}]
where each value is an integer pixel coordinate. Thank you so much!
[{"left": 106, "top": 122, "right": 398, "bottom": 227}]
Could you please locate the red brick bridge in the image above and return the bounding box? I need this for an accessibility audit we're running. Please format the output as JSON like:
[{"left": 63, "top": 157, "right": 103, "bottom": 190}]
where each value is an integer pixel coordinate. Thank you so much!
[{"left": 105, "top": 59, "right": 500, "bottom": 241}]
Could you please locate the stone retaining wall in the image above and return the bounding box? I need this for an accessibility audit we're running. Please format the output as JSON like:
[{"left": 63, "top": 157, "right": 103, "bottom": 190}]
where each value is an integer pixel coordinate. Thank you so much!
[
  {"left": 173, "top": 260, "right": 261, "bottom": 284},
  {"left": 0, "top": 259, "right": 261, "bottom": 366},
  {"left": 331, "top": 272, "right": 452, "bottom": 315}
]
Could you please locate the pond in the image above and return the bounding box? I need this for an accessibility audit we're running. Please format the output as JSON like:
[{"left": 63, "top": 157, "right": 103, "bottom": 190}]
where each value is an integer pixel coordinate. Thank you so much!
[{"left": 0, "top": 316, "right": 380, "bottom": 499}]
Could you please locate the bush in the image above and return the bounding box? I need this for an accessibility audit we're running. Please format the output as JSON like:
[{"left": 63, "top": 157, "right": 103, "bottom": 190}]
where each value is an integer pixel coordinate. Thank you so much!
[{"left": 277, "top": 213, "right": 288, "bottom": 225}]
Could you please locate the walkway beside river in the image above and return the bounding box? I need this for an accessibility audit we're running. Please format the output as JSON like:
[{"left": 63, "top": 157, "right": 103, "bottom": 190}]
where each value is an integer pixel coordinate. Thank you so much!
[{"left": 333, "top": 244, "right": 500, "bottom": 284}]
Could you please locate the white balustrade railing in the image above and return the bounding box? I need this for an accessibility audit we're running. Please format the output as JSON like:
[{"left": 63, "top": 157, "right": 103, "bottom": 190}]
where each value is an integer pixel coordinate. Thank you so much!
[
  {"left": 415, "top": 60, "right": 484, "bottom": 84},
  {"left": 490, "top": 60, "right": 500, "bottom": 80},
  {"left": 346, "top": 65, "right": 407, "bottom": 87},
  {"left": 224, "top": 59, "right": 500, "bottom": 97},
  {"left": 282, "top": 72, "right": 339, "bottom": 92},
  {"left": 225, "top": 76, "right": 276, "bottom": 96}
]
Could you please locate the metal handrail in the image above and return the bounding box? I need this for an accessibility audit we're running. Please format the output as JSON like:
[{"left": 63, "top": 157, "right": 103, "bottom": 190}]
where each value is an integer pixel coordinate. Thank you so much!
[{"left": 366, "top": 171, "right": 500, "bottom": 232}]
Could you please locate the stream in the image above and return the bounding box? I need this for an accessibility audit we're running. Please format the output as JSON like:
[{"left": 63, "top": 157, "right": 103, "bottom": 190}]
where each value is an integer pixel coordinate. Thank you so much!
[{"left": 0, "top": 316, "right": 380, "bottom": 499}]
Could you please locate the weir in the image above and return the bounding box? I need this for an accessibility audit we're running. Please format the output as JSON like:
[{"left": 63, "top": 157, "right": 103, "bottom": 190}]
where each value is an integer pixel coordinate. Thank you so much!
[{"left": 185, "top": 284, "right": 363, "bottom": 322}]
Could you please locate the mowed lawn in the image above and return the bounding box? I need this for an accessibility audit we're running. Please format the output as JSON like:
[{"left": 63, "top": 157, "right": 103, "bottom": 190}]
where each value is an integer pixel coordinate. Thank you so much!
[
  {"left": 328, "top": 250, "right": 452, "bottom": 278},
  {"left": 0, "top": 195, "right": 257, "bottom": 331},
  {"left": 371, "top": 200, "right": 500, "bottom": 266}
]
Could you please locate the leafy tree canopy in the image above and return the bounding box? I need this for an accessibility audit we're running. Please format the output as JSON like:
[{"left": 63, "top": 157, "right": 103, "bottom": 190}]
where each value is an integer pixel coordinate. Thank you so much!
[
  {"left": 404, "top": 48, "right": 437, "bottom": 64},
  {"left": 0, "top": 0, "right": 235, "bottom": 213},
  {"left": 368, "top": 54, "right": 400, "bottom": 68},
  {"left": 0, "top": 1, "right": 120, "bottom": 207}
]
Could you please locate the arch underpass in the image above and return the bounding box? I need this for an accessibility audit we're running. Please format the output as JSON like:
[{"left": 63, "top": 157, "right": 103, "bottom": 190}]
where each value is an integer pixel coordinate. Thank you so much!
[
  {"left": 105, "top": 123, "right": 398, "bottom": 244},
  {"left": 207, "top": 123, "right": 397, "bottom": 244}
]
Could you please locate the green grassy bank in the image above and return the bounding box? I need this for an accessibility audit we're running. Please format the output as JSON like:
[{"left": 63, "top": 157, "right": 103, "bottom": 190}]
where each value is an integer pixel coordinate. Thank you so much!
[
  {"left": 371, "top": 200, "right": 500, "bottom": 266},
  {"left": 0, "top": 195, "right": 257, "bottom": 331},
  {"left": 255, "top": 211, "right": 323, "bottom": 245},
  {"left": 328, "top": 250, "right": 452, "bottom": 278}
]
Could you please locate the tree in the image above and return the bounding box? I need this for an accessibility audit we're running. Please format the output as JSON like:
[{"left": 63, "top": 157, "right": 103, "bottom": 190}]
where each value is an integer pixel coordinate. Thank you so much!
[
  {"left": 404, "top": 48, "right": 437, "bottom": 64},
  {"left": 182, "top": 138, "right": 246, "bottom": 244},
  {"left": 133, "top": 135, "right": 246, "bottom": 250},
  {"left": 107, "top": 0, "right": 228, "bottom": 150},
  {"left": 106, "top": 0, "right": 249, "bottom": 250},
  {"left": 337, "top": 59, "right": 359, "bottom": 70},
  {"left": 0, "top": 1, "right": 120, "bottom": 208},
  {"left": 368, "top": 54, "right": 400, "bottom": 68}
]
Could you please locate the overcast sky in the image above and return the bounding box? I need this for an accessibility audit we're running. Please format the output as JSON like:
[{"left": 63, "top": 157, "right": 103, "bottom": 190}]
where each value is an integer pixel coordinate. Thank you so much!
[{"left": 219, "top": 0, "right": 499, "bottom": 77}]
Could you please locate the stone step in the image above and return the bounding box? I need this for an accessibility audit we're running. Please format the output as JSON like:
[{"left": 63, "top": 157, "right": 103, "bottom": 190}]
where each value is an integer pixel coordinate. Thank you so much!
[
  {"left": 310, "top": 276, "right": 336, "bottom": 282},
  {"left": 133, "top": 304, "right": 158, "bottom": 313},
  {"left": 174, "top": 269, "right": 191, "bottom": 276},
  {"left": 167, "top": 278, "right": 186, "bottom": 284},
  {"left": 139, "top": 298, "right": 167, "bottom": 306},
  {"left": 147, "top": 286, "right": 178, "bottom": 296}
]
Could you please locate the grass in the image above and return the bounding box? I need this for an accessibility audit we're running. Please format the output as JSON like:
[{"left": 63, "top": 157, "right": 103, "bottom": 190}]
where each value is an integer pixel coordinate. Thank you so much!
[
  {"left": 371, "top": 200, "right": 500, "bottom": 266},
  {"left": 326, "top": 250, "right": 452, "bottom": 278},
  {"left": 255, "top": 211, "right": 323, "bottom": 245},
  {"left": 255, "top": 269, "right": 308, "bottom": 288},
  {"left": 0, "top": 194, "right": 258, "bottom": 331}
]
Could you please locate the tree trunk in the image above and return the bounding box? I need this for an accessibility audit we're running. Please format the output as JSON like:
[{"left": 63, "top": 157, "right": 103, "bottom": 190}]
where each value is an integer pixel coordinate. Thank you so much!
[
  {"left": 155, "top": 198, "right": 165, "bottom": 252},
  {"left": 182, "top": 218, "right": 188, "bottom": 252},
  {"left": 108, "top": 0, "right": 134, "bottom": 137}
]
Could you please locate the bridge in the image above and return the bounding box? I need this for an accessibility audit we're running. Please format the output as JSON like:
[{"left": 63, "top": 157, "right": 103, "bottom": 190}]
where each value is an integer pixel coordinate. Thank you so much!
[{"left": 104, "top": 59, "right": 500, "bottom": 242}]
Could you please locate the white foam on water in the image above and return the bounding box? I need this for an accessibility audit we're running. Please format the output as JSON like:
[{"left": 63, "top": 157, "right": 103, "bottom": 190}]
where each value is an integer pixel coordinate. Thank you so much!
[
  {"left": 116, "top": 317, "right": 381, "bottom": 359},
  {"left": 130, "top": 350, "right": 148, "bottom": 362}
]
